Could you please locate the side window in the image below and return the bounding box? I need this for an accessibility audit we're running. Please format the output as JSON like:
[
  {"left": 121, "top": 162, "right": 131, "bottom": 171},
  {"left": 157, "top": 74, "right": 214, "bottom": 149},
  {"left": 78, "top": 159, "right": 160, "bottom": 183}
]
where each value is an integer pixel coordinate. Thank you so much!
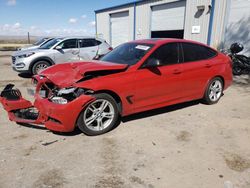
[
  {"left": 146, "top": 43, "right": 179, "bottom": 66},
  {"left": 182, "top": 43, "right": 217, "bottom": 62},
  {"left": 80, "top": 39, "right": 100, "bottom": 48},
  {"left": 58, "top": 39, "right": 77, "bottom": 49},
  {"left": 96, "top": 40, "right": 102, "bottom": 45}
]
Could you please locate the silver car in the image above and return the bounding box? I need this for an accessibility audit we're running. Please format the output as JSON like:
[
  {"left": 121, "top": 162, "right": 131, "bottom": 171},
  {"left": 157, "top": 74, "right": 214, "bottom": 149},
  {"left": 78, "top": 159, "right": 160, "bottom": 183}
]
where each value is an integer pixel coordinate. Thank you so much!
[
  {"left": 12, "top": 37, "right": 112, "bottom": 75},
  {"left": 18, "top": 37, "right": 54, "bottom": 51}
]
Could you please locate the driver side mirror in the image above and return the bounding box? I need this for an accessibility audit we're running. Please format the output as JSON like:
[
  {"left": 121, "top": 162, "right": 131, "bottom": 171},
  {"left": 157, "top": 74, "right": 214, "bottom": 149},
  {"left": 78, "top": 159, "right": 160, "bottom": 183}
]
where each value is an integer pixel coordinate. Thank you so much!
[
  {"left": 55, "top": 46, "right": 62, "bottom": 50},
  {"left": 142, "top": 58, "right": 161, "bottom": 68}
]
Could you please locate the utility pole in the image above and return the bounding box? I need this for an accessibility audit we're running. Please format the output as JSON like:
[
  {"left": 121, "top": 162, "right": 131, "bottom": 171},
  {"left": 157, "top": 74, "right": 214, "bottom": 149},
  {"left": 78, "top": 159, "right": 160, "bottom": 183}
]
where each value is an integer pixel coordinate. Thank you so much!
[{"left": 27, "top": 32, "right": 30, "bottom": 44}]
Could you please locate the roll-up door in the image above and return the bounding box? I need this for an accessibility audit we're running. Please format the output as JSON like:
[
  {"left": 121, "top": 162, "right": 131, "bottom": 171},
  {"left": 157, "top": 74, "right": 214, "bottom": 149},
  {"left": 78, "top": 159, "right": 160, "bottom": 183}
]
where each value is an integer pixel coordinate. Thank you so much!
[{"left": 151, "top": 1, "right": 186, "bottom": 38}]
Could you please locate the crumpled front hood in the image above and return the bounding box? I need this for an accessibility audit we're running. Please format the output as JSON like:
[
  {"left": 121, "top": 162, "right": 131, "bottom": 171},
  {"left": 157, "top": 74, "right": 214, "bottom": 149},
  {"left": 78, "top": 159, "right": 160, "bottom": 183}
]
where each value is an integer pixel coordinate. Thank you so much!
[{"left": 39, "top": 61, "right": 128, "bottom": 88}]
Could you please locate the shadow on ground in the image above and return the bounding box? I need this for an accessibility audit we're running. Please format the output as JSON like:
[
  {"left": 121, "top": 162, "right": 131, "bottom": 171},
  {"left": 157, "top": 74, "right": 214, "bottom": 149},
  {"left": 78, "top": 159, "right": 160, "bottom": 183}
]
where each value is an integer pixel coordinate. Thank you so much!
[
  {"left": 122, "top": 100, "right": 200, "bottom": 122},
  {"left": 15, "top": 100, "right": 200, "bottom": 136},
  {"left": 18, "top": 73, "right": 32, "bottom": 79},
  {"left": 233, "top": 75, "right": 250, "bottom": 87},
  {"left": 16, "top": 123, "right": 82, "bottom": 136}
]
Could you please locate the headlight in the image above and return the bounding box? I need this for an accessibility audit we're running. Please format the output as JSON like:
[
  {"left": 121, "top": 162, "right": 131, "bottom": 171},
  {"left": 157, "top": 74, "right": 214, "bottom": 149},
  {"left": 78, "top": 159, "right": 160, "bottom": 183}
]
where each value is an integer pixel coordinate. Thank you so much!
[
  {"left": 57, "top": 87, "right": 76, "bottom": 95},
  {"left": 51, "top": 97, "right": 68, "bottom": 104},
  {"left": 17, "top": 52, "right": 35, "bottom": 58},
  {"left": 50, "top": 87, "right": 77, "bottom": 104},
  {"left": 50, "top": 87, "right": 93, "bottom": 104}
]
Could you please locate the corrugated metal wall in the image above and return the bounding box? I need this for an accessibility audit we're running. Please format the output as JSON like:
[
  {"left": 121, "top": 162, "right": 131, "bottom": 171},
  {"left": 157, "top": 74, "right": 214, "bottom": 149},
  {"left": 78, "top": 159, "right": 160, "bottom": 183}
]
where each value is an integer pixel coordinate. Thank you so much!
[
  {"left": 210, "top": 0, "right": 228, "bottom": 49},
  {"left": 224, "top": 0, "right": 250, "bottom": 55},
  {"left": 96, "top": 0, "right": 231, "bottom": 47},
  {"left": 183, "top": 0, "right": 211, "bottom": 44},
  {"left": 96, "top": 5, "right": 135, "bottom": 45}
]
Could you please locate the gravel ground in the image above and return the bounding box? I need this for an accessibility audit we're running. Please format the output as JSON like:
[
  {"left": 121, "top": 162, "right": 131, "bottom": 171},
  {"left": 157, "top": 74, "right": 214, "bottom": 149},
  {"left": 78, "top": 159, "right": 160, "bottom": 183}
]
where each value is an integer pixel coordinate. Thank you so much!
[{"left": 0, "top": 52, "right": 250, "bottom": 188}]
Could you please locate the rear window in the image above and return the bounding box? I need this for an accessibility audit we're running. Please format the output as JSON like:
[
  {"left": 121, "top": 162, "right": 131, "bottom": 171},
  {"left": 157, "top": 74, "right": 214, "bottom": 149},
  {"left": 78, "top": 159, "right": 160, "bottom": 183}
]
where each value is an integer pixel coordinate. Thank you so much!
[{"left": 182, "top": 43, "right": 217, "bottom": 62}]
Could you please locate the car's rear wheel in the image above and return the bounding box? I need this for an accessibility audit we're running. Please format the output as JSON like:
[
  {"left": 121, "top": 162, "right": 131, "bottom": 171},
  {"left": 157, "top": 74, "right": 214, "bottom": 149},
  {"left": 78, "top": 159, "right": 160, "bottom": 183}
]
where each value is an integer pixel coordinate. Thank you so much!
[
  {"left": 77, "top": 93, "right": 119, "bottom": 136},
  {"left": 203, "top": 77, "right": 223, "bottom": 104},
  {"left": 31, "top": 61, "right": 50, "bottom": 75}
]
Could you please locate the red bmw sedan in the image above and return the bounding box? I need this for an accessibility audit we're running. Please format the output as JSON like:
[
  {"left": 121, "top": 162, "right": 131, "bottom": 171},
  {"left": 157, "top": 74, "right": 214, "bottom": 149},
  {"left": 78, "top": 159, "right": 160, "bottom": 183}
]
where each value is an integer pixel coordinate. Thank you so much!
[{"left": 0, "top": 39, "right": 232, "bottom": 135}]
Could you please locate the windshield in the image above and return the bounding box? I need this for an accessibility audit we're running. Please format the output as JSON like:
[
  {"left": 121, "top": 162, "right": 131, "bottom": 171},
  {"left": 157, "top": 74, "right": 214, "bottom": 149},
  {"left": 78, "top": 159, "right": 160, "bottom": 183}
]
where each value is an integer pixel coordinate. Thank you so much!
[
  {"left": 34, "top": 38, "right": 47, "bottom": 45},
  {"left": 39, "top": 38, "right": 62, "bottom": 49},
  {"left": 100, "top": 43, "right": 154, "bottom": 65}
]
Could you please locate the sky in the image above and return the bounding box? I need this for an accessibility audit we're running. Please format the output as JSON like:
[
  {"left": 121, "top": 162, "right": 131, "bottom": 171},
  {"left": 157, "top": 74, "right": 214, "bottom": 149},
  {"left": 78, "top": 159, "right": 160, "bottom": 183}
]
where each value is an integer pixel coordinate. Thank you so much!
[{"left": 0, "top": 0, "right": 134, "bottom": 36}]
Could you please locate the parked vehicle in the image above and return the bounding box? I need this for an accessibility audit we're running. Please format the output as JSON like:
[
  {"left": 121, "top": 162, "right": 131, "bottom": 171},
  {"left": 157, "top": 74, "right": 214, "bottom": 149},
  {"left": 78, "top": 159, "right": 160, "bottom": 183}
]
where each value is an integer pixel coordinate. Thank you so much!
[
  {"left": 222, "top": 43, "right": 250, "bottom": 75},
  {"left": 18, "top": 37, "right": 54, "bottom": 51},
  {"left": 1, "top": 39, "right": 232, "bottom": 136},
  {"left": 12, "top": 37, "right": 112, "bottom": 75}
]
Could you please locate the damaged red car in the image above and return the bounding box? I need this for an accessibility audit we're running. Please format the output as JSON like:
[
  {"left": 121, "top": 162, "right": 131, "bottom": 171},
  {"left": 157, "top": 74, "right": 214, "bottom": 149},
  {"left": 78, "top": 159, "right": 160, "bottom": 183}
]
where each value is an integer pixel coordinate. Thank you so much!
[{"left": 0, "top": 39, "right": 232, "bottom": 136}]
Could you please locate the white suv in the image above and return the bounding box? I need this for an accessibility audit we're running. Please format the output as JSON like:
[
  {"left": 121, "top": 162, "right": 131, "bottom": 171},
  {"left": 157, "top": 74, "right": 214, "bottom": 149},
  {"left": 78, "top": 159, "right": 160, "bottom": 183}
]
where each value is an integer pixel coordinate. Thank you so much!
[{"left": 12, "top": 37, "right": 112, "bottom": 74}]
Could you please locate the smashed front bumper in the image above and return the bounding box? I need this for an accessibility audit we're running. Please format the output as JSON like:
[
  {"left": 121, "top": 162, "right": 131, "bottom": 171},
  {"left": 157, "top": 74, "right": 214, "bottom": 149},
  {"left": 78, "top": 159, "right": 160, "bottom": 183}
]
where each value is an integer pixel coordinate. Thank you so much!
[{"left": 0, "top": 84, "right": 94, "bottom": 132}]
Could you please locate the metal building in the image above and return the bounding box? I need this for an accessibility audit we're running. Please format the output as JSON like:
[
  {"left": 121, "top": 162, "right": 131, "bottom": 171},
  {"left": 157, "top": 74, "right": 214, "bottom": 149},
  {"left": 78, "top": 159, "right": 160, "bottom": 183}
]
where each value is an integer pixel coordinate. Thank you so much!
[{"left": 95, "top": 0, "right": 250, "bottom": 54}]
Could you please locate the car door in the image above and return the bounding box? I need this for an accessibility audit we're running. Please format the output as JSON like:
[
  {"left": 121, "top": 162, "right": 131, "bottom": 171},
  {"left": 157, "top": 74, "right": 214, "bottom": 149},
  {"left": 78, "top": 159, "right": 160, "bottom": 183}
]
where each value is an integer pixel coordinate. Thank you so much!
[
  {"left": 54, "top": 39, "right": 80, "bottom": 64},
  {"left": 133, "top": 43, "right": 184, "bottom": 111},
  {"left": 78, "top": 39, "right": 99, "bottom": 60},
  {"left": 180, "top": 42, "right": 218, "bottom": 99}
]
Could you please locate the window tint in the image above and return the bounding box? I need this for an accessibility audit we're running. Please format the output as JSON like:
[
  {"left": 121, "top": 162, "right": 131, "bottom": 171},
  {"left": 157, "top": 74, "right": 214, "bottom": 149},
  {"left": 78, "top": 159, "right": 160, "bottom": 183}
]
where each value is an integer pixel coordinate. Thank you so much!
[
  {"left": 79, "top": 39, "right": 100, "bottom": 48},
  {"left": 39, "top": 38, "right": 62, "bottom": 49},
  {"left": 96, "top": 40, "right": 102, "bottom": 45},
  {"left": 146, "top": 43, "right": 179, "bottom": 66},
  {"left": 59, "top": 39, "right": 77, "bottom": 49},
  {"left": 34, "top": 38, "right": 47, "bottom": 45},
  {"left": 100, "top": 43, "right": 154, "bottom": 65},
  {"left": 182, "top": 43, "right": 217, "bottom": 62}
]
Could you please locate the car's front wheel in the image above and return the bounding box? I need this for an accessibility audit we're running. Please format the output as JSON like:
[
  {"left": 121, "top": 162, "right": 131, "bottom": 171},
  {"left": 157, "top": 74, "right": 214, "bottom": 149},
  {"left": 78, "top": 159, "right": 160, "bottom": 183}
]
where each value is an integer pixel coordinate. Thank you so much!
[
  {"left": 31, "top": 60, "right": 50, "bottom": 75},
  {"left": 77, "top": 93, "right": 119, "bottom": 136},
  {"left": 203, "top": 77, "right": 223, "bottom": 104}
]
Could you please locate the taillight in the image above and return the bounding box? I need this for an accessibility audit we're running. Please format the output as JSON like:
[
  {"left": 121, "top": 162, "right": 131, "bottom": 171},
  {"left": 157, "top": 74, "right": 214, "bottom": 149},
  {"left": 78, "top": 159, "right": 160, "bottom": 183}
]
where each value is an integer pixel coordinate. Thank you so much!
[{"left": 108, "top": 47, "right": 113, "bottom": 51}]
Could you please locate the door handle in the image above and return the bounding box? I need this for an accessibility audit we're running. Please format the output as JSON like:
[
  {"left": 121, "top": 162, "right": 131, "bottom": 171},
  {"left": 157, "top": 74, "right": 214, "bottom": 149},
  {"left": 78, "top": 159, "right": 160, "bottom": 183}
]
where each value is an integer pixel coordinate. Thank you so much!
[
  {"left": 173, "top": 69, "right": 182, "bottom": 74},
  {"left": 205, "top": 63, "right": 212, "bottom": 68}
]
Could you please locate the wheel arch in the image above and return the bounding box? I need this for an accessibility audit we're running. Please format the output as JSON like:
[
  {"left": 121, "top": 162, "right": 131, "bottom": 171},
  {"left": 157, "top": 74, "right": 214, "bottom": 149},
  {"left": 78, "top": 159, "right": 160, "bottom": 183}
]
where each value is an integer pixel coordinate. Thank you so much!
[
  {"left": 94, "top": 90, "right": 123, "bottom": 114},
  {"left": 212, "top": 75, "right": 225, "bottom": 88},
  {"left": 203, "top": 75, "right": 225, "bottom": 98},
  {"left": 29, "top": 56, "right": 55, "bottom": 72}
]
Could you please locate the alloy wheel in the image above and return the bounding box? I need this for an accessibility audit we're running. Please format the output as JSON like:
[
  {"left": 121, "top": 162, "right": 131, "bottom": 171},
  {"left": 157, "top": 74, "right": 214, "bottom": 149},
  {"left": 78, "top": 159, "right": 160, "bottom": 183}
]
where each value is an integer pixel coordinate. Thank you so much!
[
  {"left": 208, "top": 80, "right": 222, "bottom": 102},
  {"left": 35, "top": 63, "right": 49, "bottom": 74},
  {"left": 83, "top": 99, "right": 115, "bottom": 131}
]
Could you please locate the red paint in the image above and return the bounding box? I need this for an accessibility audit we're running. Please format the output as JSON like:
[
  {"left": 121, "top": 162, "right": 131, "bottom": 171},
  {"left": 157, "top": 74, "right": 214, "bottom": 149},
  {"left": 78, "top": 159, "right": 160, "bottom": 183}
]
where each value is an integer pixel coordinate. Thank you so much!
[
  {"left": 39, "top": 61, "right": 128, "bottom": 88},
  {"left": 0, "top": 39, "right": 232, "bottom": 132}
]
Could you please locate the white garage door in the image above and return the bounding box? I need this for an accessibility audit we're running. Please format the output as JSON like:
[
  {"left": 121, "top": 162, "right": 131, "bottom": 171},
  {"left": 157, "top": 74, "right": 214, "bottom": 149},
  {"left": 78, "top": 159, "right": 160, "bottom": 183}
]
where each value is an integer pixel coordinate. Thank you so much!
[
  {"left": 225, "top": 0, "right": 250, "bottom": 55},
  {"left": 151, "top": 1, "right": 186, "bottom": 31},
  {"left": 110, "top": 11, "right": 129, "bottom": 48}
]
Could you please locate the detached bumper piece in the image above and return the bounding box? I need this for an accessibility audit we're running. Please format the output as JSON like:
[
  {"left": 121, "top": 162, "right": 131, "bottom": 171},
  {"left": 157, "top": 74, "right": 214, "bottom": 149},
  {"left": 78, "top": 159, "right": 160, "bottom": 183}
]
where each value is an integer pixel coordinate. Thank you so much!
[{"left": 0, "top": 84, "right": 44, "bottom": 124}]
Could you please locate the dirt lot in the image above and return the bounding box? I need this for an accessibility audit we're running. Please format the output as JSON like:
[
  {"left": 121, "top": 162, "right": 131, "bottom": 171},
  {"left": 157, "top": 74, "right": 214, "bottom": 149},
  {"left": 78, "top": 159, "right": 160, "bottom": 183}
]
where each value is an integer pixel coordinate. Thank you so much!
[{"left": 0, "top": 52, "right": 250, "bottom": 188}]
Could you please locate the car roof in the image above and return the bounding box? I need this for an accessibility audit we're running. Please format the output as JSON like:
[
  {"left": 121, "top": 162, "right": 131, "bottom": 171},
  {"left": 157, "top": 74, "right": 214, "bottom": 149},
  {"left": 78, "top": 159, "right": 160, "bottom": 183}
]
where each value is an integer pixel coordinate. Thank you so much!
[
  {"left": 130, "top": 38, "right": 211, "bottom": 47},
  {"left": 50, "top": 36, "right": 105, "bottom": 42},
  {"left": 58, "top": 36, "right": 100, "bottom": 40}
]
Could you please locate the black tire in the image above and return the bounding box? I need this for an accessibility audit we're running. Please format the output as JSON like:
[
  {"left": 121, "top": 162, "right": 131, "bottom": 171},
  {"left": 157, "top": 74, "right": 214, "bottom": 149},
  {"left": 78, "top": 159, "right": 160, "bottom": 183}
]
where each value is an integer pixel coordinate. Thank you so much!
[
  {"left": 203, "top": 77, "right": 223, "bottom": 105},
  {"left": 77, "top": 93, "right": 119, "bottom": 136},
  {"left": 232, "top": 66, "right": 242, "bottom": 75},
  {"left": 31, "top": 60, "right": 50, "bottom": 75}
]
